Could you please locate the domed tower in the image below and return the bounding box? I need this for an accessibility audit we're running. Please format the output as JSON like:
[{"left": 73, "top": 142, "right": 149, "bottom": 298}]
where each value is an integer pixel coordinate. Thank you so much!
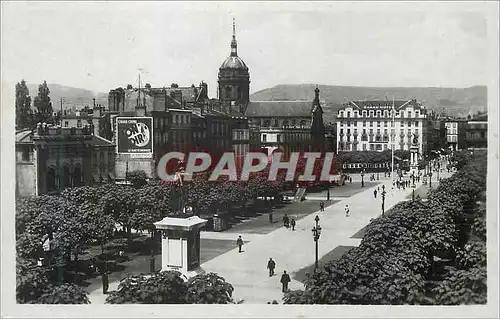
[{"left": 218, "top": 18, "right": 250, "bottom": 110}]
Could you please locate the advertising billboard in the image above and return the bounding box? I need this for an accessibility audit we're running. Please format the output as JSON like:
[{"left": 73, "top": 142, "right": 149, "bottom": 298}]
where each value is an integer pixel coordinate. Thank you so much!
[{"left": 116, "top": 117, "right": 153, "bottom": 154}]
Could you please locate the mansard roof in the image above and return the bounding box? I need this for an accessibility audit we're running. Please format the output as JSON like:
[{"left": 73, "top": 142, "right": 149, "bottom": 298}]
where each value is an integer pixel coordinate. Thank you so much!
[{"left": 245, "top": 101, "right": 314, "bottom": 118}]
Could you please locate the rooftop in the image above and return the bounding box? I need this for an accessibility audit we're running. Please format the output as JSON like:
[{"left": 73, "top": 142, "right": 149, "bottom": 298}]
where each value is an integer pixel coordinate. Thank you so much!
[
  {"left": 346, "top": 99, "right": 424, "bottom": 111},
  {"left": 246, "top": 101, "right": 315, "bottom": 118}
]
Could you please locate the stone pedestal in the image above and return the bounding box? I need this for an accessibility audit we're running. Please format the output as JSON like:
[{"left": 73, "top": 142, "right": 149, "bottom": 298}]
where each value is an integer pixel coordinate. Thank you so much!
[
  {"left": 154, "top": 216, "right": 207, "bottom": 280},
  {"left": 409, "top": 145, "right": 419, "bottom": 176}
]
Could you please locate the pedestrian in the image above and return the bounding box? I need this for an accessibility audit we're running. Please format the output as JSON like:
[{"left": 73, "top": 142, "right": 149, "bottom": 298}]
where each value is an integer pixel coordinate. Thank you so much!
[
  {"left": 319, "top": 201, "right": 325, "bottom": 212},
  {"left": 280, "top": 270, "right": 291, "bottom": 292},
  {"left": 268, "top": 211, "right": 273, "bottom": 224},
  {"left": 350, "top": 177, "right": 352, "bottom": 184},
  {"left": 283, "top": 214, "right": 290, "bottom": 228},
  {"left": 291, "top": 218, "right": 296, "bottom": 231},
  {"left": 373, "top": 189, "right": 377, "bottom": 198},
  {"left": 345, "top": 204, "right": 350, "bottom": 217},
  {"left": 102, "top": 271, "right": 109, "bottom": 294},
  {"left": 236, "top": 235, "right": 244, "bottom": 253},
  {"left": 267, "top": 258, "right": 276, "bottom": 277}
]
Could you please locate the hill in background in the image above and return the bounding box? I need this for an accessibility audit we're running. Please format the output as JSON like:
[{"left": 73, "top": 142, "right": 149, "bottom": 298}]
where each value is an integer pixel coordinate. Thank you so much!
[
  {"left": 250, "top": 84, "right": 487, "bottom": 123},
  {"left": 27, "top": 83, "right": 107, "bottom": 113},
  {"left": 24, "top": 83, "right": 487, "bottom": 122}
]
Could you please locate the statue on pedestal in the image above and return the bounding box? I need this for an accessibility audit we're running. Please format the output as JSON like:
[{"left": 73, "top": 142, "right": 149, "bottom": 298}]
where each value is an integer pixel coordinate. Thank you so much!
[{"left": 173, "top": 161, "right": 188, "bottom": 215}]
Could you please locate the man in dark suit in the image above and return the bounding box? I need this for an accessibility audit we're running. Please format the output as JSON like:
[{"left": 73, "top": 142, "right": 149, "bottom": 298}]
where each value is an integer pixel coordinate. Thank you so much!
[{"left": 280, "top": 270, "right": 291, "bottom": 292}]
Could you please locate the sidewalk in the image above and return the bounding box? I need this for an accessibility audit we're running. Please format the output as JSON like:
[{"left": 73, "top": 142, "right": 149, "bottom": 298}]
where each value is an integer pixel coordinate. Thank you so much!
[
  {"left": 201, "top": 177, "right": 423, "bottom": 304},
  {"left": 86, "top": 172, "right": 451, "bottom": 304}
]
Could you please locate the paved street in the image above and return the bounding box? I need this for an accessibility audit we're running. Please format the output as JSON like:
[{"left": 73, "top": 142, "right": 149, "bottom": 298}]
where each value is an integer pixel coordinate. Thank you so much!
[
  {"left": 201, "top": 172, "right": 452, "bottom": 304},
  {"left": 86, "top": 171, "right": 451, "bottom": 304}
]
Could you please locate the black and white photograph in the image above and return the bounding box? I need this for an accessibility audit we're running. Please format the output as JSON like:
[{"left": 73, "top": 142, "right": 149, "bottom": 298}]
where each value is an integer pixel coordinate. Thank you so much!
[{"left": 1, "top": 1, "right": 498, "bottom": 318}]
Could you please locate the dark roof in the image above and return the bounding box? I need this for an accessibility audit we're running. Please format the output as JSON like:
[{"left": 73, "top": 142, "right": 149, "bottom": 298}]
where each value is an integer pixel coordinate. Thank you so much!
[
  {"left": 89, "top": 135, "right": 115, "bottom": 147},
  {"left": 469, "top": 114, "right": 488, "bottom": 121},
  {"left": 229, "top": 109, "right": 246, "bottom": 118},
  {"left": 16, "top": 129, "right": 33, "bottom": 143},
  {"left": 220, "top": 56, "right": 248, "bottom": 70},
  {"left": 245, "top": 101, "right": 313, "bottom": 117}
]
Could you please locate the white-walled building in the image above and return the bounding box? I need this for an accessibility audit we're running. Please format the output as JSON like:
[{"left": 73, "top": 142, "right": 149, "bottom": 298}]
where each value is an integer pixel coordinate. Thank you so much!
[{"left": 336, "top": 99, "right": 428, "bottom": 154}]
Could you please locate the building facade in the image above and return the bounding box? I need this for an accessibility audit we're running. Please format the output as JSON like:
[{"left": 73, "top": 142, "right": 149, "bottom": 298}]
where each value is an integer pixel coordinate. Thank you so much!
[
  {"left": 245, "top": 87, "right": 326, "bottom": 158},
  {"left": 445, "top": 120, "right": 467, "bottom": 151},
  {"left": 466, "top": 115, "right": 488, "bottom": 149},
  {"left": 218, "top": 18, "right": 250, "bottom": 113},
  {"left": 15, "top": 123, "right": 115, "bottom": 197},
  {"left": 335, "top": 99, "right": 428, "bottom": 155}
]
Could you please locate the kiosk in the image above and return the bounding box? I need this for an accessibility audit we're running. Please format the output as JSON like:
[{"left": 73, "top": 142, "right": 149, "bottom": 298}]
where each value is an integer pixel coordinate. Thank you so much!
[{"left": 154, "top": 216, "right": 207, "bottom": 279}]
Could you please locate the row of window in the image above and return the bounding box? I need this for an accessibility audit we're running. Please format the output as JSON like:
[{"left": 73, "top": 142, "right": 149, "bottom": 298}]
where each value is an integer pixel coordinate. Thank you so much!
[
  {"left": 340, "top": 120, "right": 420, "bottom": 127},
  {"left": 258, "top": 119, "right": 308, "bottom": 128},
  {"left": 340, "top": 142, "right": 417, "bottom": 152},
  {"left": 262, "top": 132, "right": 309, "bottom": 143},
  {"left": 339, "top": 110, "right": 422, "bottom": 118},
  {"left": 340, "top": 128, "right": 420, "bottom": 136},
  {"left": 154, "top": 114, "right": 193, "bottom": 128},
  {"left": 233, "top": 130, "right": 249, "bottom": 140}
]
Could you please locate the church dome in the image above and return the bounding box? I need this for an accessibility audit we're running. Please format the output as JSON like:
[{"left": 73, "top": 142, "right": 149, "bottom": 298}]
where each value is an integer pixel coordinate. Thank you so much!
[{"left": 220, "top": 56, "right": 248, "bottom": 70}]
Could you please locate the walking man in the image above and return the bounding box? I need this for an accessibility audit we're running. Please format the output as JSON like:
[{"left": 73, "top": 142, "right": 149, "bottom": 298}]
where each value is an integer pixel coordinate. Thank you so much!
[
  {"left": 291, "top": 218, "right": 296, "bottom": 231},
  {"left": 319, "top": 201, "right": 325, "bottom": 212},
  {"left": 373, "top": 189, "right": 378, "bottom": 198},
  {"left": 283, "top": 214, "right": 290, "bottom": 228},
  {"left": 267, "top": 258, "right": 276, "bottom": 277},
  {"left": 280, "top": 270, "right": 291, "bottom": 292},
  {"left": 236, "top": 235, "right": 244, "bottom": 253},
  {"left": 345, "top": 204, "right": 350, "bottom": 217}
]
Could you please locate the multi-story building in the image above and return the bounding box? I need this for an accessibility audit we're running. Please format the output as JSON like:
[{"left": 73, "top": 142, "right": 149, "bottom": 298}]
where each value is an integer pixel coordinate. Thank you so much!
[
  {"left": 15, "top": 123, "right": 115, "bottom": 196},
  {"left": 335, "top": 99, "right": 428, "bottom": 154},
  {"left": 445, "top": 120, "right": 467, "bottom": 151},
  {"left": 245, "top": 87, "right": 325, "bottom": 159},
  {"left": 466, "top": 115, "right": 488, "bottom": 149},
  {"left": 426, "top": 119, "right": 447, "bottom": 154}
]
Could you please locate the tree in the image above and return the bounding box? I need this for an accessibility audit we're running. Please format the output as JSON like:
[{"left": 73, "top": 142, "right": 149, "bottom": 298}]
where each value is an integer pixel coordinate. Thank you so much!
[
  {"left": 16, "top": 257, "right": 49, "bottom": 303},
  {"left": 33, "top": 81, "right": 54, "bottom": 124},
  {"left": 283, "top": 151, "right": 487, "bottom": 305},
  {"left": 105, "top": 271, "right": 235, "bottom": 304},
  {"left": 98, "top": 184, "right": 138, "bottom": 242},
  {"left": 186, "top": 273, "right": 235, "bottom": 304},
  {"left": 126, "top": 170, "right": 148, "bottom": 189},
  {"left": 106, "top": 271, "right": 188, "bottom": 304},
  {"left": 15, "top": 79, "right": 33, "bottom": 129},
  {"left": 33, "top": 283, "right": 90, "bottom": 304}
]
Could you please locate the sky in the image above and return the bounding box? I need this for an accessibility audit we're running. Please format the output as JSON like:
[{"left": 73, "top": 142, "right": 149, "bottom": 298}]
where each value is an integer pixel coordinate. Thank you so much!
[{"left": 1, "top": 1, "right": 497, "bottom": 96}]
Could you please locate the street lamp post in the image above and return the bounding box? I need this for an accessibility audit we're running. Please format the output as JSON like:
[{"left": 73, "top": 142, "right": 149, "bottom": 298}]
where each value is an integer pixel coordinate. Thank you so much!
[
  {"left": 381, "top": 185, "right": 386, "bottom": 215},
  {"left": 311, "top": 215, "right": 322, "bottom": 270},
  {"left": 361, "top": 170, "right": 365, "bottom": 188},
  {"left": 377, "top": 171, "right": 379, "bottom": 181},
  {"left": 429, "top": 164, "right": 432, "bottom": 189},
  {"left": 326, "top": 184, "right": 330, "bottom": 201}
]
